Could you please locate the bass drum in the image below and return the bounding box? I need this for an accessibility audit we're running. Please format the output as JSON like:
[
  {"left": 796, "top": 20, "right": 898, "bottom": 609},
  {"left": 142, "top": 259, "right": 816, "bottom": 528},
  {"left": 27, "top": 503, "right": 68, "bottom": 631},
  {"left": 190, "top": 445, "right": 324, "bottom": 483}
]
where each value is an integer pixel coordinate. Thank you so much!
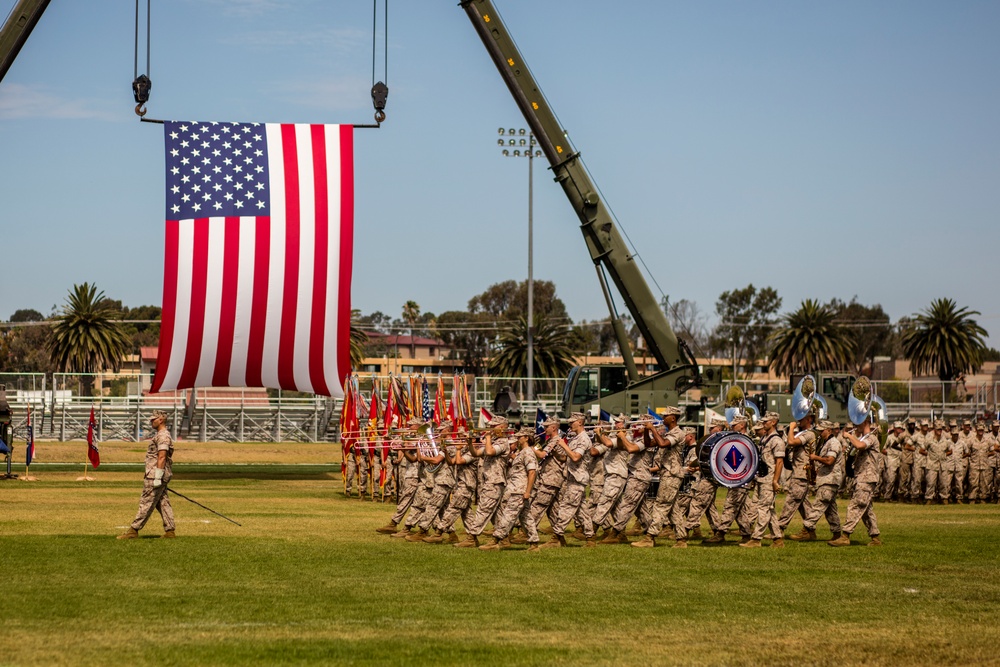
[{"left": 698, "top": 431, "right": 759, "bottom": 488}]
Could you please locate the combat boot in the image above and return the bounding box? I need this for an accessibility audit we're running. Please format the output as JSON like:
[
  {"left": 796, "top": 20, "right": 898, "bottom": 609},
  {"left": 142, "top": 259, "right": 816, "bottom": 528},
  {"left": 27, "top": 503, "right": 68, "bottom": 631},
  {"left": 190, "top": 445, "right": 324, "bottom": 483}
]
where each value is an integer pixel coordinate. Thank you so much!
[
  {"left": 617, "top": 530, "right": 631, "bottom": 544},
  {"left": 739, "top": 539, "right": 762, "bottom": 548},
  {"left": 789, "top": 527, "right": 817, "bottom": 542},
  {"left": 570, "top": 529, "right": 587, "bottom": 541},
  {"left": 375, "top": 521, "right": 398, "bottom": 534},
  {"left": 509, "top": 533, "right": 528, "bottom": 545},
  {"left": 827, "top": 532, "right": 851, "bottom": 547},
  {"left": 771, "top": 538, "right": 785, "bottom": 548},
  {"left": 527, "top": 543, "right": 540, "bottom": 552},
  {"left": 422, "top": 530, "right": 445, "bottom": 544},
  {"left": 538, "top": 534, "right": 566, "bottom": 549},
  {"left": 631, "top": 534, "right": 655, "bottom": 548},
  {"left": 538, "top": 525, "right": 553, "bottom": 535},
  {"left": 390, "top": 527, "right": 413, "bottom": 538},
  {"left": 584, "top": 538, "right": 597, "bottom": 548},
  {"left": 498, "top": 537, "right": 512, "bottom": 548},
  {"left": 117, "top": 528, "right": 139, "bottom": 540},
  {"left": 599, "top": 529, "right": 621, "bottom": 545},
  {"left": 454, "top": 535, "right": 480, "bottom": 548},
  {"left": 444, "top": 531, "right": 460, "bottom": 544},
  {"left": 405, "top": 528, "right": 428, "bottom": 542},
  {"left": 868, "top": 536, "right": 883, "bottom": 547},
  {"left": 479, "top": 537, "right": 502, "bottom": 551},
  {"left": 657, "top": 527, "right": 676, "bottom": 540},
  {"left": 942, "top": 498, "right": 950, "bottom": 505},
  {"left": 673, "top": 539, "right": 688, "bottom": 549},
  {"left": 703, "top": 530, "right": 726, "bottom": 544},
  {"left": 739, "top": 535, "right": 752, "bottom": 545},
  {"left": 161, "top": 530, "right": 176, "bottom": 539},
  {"left": 691, "top": 527, "right": 703, "bottom": 540},
  {"left": 626, "top": 523, "right": 645, "bottom": 537}
]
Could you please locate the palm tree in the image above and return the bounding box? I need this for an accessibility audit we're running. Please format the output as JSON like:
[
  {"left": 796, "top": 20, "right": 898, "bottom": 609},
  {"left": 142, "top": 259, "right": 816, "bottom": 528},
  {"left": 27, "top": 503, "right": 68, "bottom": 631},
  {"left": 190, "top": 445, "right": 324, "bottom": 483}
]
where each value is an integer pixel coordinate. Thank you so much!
[
  {"left": 401, "top": 300, "right": 420, "bottom": 358},
  {"left": 902, "top": 298, "right": 987, "bottom": 381},
  {"left": 48, "top": 282, "right": 131, "bottom": 395},
  {"left": 767, "top": 299, "right": 855, "bottom": 376},
  {"left": 489, "top": 316, "right": 575, "bottom": 390},
  {"left": 349, "top": 323, "right": 368, "bottom": 371}
]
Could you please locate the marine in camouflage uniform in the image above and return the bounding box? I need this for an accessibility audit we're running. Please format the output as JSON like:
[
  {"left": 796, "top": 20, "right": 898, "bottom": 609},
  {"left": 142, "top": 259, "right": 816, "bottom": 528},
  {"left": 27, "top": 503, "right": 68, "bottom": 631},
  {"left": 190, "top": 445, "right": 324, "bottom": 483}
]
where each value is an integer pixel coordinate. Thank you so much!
[
  {"left": 609, "top": 422, "right": 657, "bottom": 540},
  {"left": 573, "top": 420, "right": 609, "bottom": 540},
  {"left": 119, "top": 410, "right": 175, "bottom": 539},
  {"left": 376, "top": 437, "right": 417, "bottom": 534},
  {"left": 524, "top": 418, "right": 568, "bottom": 540},
  {"left": 426, "top": 434, "right": 479, "bottom": 542},
  {"left": 778, "top": 414, "right": 816, "bottom": 535},
  {"left": 409, "top": 422, "right": 459, "bottom": 541},
  {"left": 790, "top": 420, "right": 842, "bottom": 541},
  {"left": 680, "top": 417, "right": 728, "bottom": 544},
  {"left": 455, "top": 418, "right": 511, "bottom": 548},
  {"left": 880, "top": 423, "right": 903, "bottom": 501},
  {"left": 742, "top": 412, "right": 785, "bottom": 548},
  {"left": 543, "top": 413, "right": 597, "bottom": 548},
  {"left": 480, "top": 427, "right": 539, "bottom": 551},
  {"left": 898, "top": 419, "right": 916, "bottom": 502},
  {"left": 923, "top": 421, "right": 950, "bottom": 504},
  {"left": 945, "top": 427, "right": 966, "bottom": 503},
  {"left": 713, "top": 416, "right": 756, "bottom": 543},
  {"left": 633, "top": 406, "right": 687, "bottom": 548},
  {"left": 910, "top": 421, "right": 930, "bottom": 502},
  {"left": 829, "top": 420, "right": 882, "bottom": 547},
  {"left": 595, "top": 416, "right": 638, "bottom": 543},
  {"left": 968, "top": 424, "right": 995, "bottom": 503}
]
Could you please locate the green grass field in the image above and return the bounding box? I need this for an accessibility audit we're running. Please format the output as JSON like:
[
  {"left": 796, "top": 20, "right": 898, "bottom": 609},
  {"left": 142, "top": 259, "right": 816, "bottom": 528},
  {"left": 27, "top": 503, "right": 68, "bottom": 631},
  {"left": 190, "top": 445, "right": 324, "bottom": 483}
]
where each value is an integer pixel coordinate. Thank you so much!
[{"left": 2, "top": 442, "right": 1000, "bottom": 666}]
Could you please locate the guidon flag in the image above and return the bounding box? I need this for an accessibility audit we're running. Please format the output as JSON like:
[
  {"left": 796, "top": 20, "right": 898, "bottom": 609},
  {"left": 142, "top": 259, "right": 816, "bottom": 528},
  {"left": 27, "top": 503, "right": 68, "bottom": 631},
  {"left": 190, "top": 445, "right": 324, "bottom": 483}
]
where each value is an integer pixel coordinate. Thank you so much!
[{"left": 151, "top": 121, "right": 354, "bottom": 397}]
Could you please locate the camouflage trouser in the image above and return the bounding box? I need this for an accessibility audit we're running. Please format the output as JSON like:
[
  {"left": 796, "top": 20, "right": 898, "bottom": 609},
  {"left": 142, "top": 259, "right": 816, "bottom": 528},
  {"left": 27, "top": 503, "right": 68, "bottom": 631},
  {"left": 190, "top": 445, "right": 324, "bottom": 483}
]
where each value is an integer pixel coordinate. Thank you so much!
[
  {"left": 750, "top": 478, "right": 782, "bottom": 541},
  {"left": 611, "top": 476, "right": 651, "bottom": 531},
  {"left": 777, "top": 478, "right": 813, "bottom": 531},
  {"left": 645, "top": 476, "right": 683, "bottom": 537},
  {"left": 969, "top": 468, "right": 993, "bottom": 501},
  {"left": 416, "top": 483, "right": 455, "bottom": 530},
  {"left": 910, "top": 466, "right": 925, "bottom": 499},
  {"left": 130, "top": 479, "right": 175, "bottom": 532},
  {"left": 526, "top": 483, "right": 562, "bottom": 536},
  {"left": 843, "top": 481, "right": 879, "bottom": 537},
  {"left": 638, "top": 494, "right": 654, "bottom": 529},
  {"left": 677, "top": 479, "right": 722, "bottom": 540},
  {"left": 465, "top": 483, "right": 504, "bottom": 536},
  {"left": 345, "top": 455, "right": 370, "bottom": 495},
  {"left": 950, "top": 467, "right": 964, "bottom": 498},
  {"left": 881, "top": 458, "right": 900, "bottom": 499},
  {"left": 435, "top": 483, "right": 475, "bottom": 533},
  {"left": 372, "top": 457, "right": 394, "bottom": 499},
  {"left": 403, "top": 483, "right": 434, "bottom": 529},
  {"left": 493, "top": 489, "right": 536, "bottom": 542},
  {"left": 592, "top": 475, "right": 627, "bottom": 528},
  {"left": 390, "top": 476, "right": 419, "bottom": 524},
  {"left": 898, "top": 462, "right": 912, "bottom": 497},
  {"left": 552, "top": 482, "right": 591, "bottom": 537},
  {"left": 719, "top": 485, "right": 755, "bottom": 536},
  {"left": 575, "top": 479, "right": 604, "bottom": 535},
  {"left": 803, "top": 484, "right": 841, "bottom": 533},
  {"left": 924, "top": 467, "right": 948, "bottom": 501}
]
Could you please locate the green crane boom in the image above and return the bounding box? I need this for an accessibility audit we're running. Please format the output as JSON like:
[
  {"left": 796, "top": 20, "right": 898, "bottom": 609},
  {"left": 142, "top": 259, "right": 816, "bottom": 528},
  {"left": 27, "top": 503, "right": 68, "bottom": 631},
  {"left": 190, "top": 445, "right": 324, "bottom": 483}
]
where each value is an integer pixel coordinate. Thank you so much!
[{"left": 460, "top": 1, "right": 703, "bottom": 417}]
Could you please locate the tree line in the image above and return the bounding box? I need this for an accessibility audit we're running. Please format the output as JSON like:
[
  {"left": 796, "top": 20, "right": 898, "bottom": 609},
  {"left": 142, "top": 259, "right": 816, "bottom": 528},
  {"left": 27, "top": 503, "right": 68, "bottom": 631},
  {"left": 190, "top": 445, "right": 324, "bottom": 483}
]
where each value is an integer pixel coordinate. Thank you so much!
[{"left": 1, "top": 280, "right": 995, "bottom": 389}]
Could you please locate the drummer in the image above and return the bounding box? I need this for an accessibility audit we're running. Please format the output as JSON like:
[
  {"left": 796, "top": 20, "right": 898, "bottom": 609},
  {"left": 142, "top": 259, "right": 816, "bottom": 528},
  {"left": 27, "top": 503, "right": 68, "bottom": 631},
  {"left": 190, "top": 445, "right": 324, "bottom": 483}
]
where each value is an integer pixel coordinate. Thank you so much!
[{"left": 682, "top": 416, "right": 729, "bottom": 544}]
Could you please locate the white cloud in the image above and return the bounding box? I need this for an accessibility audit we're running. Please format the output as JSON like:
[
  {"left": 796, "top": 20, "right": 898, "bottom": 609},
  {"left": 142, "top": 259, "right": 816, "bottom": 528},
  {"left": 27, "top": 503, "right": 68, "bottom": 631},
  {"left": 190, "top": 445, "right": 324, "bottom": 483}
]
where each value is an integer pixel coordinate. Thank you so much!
[{"left": 0, "top": 84, "right": 118, "bottom": 121}]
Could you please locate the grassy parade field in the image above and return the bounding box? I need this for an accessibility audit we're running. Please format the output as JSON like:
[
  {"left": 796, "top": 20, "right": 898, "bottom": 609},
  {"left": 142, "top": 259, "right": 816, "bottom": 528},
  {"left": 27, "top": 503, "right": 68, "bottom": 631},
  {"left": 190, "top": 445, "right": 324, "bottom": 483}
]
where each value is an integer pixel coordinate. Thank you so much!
[{"left": 2, "top": 442, "right": 1000, "bottom": 666}]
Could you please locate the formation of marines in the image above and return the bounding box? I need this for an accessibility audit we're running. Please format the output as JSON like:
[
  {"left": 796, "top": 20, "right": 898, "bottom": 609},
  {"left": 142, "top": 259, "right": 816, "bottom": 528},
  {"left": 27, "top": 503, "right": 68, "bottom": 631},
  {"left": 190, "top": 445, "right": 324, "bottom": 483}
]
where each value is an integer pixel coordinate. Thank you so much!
[{"left": 348, "top": 403, "right": 1000, "bottom": 551}]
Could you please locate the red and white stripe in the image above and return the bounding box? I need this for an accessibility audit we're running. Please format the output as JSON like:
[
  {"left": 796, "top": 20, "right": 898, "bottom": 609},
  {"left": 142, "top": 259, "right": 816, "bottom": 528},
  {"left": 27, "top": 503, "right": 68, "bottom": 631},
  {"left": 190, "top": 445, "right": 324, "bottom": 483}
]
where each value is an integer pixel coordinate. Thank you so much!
[{"left": 151, "top": 124, "right": 353, "bottom": 397}]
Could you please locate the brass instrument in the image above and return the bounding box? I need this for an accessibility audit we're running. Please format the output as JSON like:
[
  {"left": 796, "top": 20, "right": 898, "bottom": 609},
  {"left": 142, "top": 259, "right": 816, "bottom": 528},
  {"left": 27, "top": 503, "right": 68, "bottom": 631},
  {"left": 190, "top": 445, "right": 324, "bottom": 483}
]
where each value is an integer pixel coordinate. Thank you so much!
[
  {"left": 847, "top": 376, "right": 889, "bottom": 449},
  {"left": 724, "top": 385, "right": 760, "bottom": 428}
]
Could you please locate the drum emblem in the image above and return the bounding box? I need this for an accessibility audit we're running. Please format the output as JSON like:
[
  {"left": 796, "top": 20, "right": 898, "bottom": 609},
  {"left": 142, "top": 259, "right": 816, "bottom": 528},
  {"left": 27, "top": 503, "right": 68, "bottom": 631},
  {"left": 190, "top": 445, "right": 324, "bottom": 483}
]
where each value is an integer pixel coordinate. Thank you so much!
[{"left": 707, "top": 433, "right": 759, "bottom": 487}]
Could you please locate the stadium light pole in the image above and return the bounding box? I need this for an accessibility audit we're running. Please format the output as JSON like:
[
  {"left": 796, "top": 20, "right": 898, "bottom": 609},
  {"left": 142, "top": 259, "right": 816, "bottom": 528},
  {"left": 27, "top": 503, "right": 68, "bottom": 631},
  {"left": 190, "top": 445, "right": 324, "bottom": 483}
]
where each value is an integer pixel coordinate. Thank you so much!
[{"left": 497, "top": 127, "right": 542, "bottom": 402}]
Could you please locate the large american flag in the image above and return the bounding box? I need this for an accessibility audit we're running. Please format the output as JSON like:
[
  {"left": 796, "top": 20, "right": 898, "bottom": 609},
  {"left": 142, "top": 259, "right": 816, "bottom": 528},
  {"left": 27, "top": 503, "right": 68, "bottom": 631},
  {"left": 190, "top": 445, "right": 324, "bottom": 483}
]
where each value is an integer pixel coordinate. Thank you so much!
[{"left": 151, "top": 121, "right": 354, "bottom": 397}]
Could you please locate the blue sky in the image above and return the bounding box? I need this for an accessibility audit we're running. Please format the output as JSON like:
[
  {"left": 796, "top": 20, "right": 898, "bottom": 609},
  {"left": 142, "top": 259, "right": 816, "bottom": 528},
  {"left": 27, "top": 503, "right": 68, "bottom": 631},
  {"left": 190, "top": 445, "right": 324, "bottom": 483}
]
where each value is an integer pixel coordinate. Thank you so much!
[{"left": 2, "top": 1, "right": 998, "bottom": 344}]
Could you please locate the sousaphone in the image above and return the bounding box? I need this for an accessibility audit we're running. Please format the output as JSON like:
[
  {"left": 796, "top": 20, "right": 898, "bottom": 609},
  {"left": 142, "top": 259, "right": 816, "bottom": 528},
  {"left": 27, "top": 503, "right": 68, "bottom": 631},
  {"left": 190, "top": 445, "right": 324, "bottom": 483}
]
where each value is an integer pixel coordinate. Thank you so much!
[
  {"left": 792, "top": 375, "right": 829, "bottom": 422},
  {"left": 847, "top": 376, "right": 889, "bottom": 448},
  {"left": 724, "top": 385, "right": 760, "bottom": 428}
]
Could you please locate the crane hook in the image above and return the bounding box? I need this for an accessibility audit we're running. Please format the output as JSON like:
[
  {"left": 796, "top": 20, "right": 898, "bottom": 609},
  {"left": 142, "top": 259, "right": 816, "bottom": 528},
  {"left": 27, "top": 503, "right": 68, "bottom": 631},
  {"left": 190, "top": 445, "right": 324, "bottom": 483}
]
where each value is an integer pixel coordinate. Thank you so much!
[{"left": 371, "top": 81, "right": 388, "bottom": 124}]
